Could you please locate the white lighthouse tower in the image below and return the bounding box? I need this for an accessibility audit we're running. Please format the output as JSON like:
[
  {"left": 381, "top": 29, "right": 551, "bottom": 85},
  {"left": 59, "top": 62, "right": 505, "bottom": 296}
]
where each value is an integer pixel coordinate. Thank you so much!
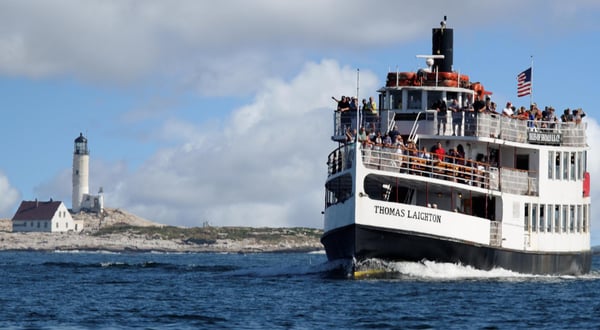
[{"left": 72, "top": 132, "right": 89, "bottom": 213}]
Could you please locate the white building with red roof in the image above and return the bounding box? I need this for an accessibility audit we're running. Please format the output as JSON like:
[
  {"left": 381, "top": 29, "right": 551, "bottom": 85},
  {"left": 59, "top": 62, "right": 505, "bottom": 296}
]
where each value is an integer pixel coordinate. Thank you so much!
[{"left": 11, "top": 200, "right": 79, "bottom": 232}]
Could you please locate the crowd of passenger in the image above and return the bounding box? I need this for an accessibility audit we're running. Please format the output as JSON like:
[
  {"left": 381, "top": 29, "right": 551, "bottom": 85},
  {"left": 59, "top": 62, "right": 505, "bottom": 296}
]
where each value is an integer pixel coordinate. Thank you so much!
[
  {"left": 338, "top": 124, "right": 493, "bottom": 186},
  {"left": 332, "top": 95, "right": 380, "bottom": 129},
  {"left": 437, "top": 96, "right": 586, "bottom": 135}
]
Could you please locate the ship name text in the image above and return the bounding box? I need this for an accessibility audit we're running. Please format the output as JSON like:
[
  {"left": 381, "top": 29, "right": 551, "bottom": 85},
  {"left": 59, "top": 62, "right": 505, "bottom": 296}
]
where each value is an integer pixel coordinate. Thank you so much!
[{"left": 374, "top": 205, "right": 441, "bottom": 223}]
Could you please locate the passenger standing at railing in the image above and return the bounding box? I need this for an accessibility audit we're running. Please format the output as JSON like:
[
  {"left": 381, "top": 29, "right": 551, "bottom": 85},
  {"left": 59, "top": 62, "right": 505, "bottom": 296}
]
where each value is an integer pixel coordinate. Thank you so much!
[
  {"left": 333, "top": 95, "right": 351, "bottom": 129},
  {"left": 388, "top": 125, "right": 400, "bottom": 143},
  {"left": 358, "top": 127, "right": 367, "bottom": 143},
  {"left": 448, "top": 98, "right": 462, "bottom": 136},
  {"left": 361, "top": 98, "right": 370, "bottom": 127},
  {"left": 561, "top": 108, "right": 574, "bottom": 122},
  {"left": 346, "top": 128, "right": 357, "bottom": 143},
  {"left": 502, "top": 102, "right": 515, "bottom": 118},
  {"left": 349, "top": 97, "right": 359, "bottom": 128},
  {"left": 574, "top": 109, "right": 586, "bottom": 124},
  {"left": 419, "top": 146, "right": 431, "bottom": 160},
  {"left": 434, "top": 142, "right": 445, "bottom": 161},
  {"left": 435, "top": 98, "right": 448, "bottom": 135},
  {"left": 383, "top": 133, "right": 392, "bottom": 147}
]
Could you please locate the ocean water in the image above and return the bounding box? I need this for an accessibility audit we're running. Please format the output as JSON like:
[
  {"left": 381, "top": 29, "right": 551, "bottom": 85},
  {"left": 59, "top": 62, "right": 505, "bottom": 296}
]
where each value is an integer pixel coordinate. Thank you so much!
[{"left": 0, "top": 251, "right": 599, "bottom": 329}]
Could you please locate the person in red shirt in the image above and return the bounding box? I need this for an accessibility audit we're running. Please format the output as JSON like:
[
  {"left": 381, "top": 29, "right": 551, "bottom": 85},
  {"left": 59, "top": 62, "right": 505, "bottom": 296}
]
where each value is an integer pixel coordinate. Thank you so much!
[{"left": 434, "top": 142, "right": 445, "bottom": 161}]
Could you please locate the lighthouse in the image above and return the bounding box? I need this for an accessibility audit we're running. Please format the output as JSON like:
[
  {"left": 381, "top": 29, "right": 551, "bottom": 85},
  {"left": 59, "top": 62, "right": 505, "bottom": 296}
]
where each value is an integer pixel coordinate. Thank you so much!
[{"left": 72, "top": 133, "right": 89, "bottom": 213}]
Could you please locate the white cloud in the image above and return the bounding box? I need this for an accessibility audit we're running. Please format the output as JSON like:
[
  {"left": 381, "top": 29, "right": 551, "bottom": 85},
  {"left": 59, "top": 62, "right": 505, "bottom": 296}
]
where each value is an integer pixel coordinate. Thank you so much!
[
  {"left": 102, "top": 59, "right": 378, "bottom": 228},
  {"left": 0, "top": 172, "right": 20, "bottom": 217},
  {"left": 7, "top": 0, "right": 598, "bottom": 94}
]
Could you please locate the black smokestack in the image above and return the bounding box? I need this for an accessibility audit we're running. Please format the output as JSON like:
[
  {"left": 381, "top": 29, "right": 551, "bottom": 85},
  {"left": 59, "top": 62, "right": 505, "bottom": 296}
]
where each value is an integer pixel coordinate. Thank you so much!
[{"left": 432, "top": 17, "right": 453, "bottom": 73}]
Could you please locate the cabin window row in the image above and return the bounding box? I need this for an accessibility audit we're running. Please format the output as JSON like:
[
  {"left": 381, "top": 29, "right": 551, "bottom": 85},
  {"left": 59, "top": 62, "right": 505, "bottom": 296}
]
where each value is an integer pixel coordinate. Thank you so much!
[
  {"left": 524, "top": 203, "right": 589, "bottom": 234},
  {"left": 547, "top": 151, "right": 586, "bottom": 181},
  {"left": 385, "top": 89, "right": 472, "bottom": 111}
]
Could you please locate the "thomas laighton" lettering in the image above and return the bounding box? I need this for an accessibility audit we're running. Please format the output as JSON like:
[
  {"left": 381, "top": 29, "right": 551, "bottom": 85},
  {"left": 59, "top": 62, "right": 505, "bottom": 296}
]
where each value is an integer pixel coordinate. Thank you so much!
[{"left": 374, "top": 205, "right": 442, "bottom": 223}]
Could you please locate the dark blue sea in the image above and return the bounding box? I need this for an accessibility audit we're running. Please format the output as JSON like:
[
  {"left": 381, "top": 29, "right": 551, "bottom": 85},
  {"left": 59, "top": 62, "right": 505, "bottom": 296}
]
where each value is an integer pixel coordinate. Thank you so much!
[{"left": 1, "top": 251, "right": 599, "bottom": 329}]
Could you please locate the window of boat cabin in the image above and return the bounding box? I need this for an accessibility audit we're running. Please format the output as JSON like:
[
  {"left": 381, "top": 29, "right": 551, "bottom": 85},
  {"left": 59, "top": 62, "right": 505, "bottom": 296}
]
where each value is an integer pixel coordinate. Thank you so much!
[
  {"left": 577, "top": 205, "right": 582, "bottom": 232},
  {"left": 583, "top": 204, "right": 588, "bottom": 233},
  {"left": 524, "top": 204, "right": 529, "bottom": 231},
  {"left": 531, "top": 203, "right": 538, "bottom": 232},
  {"left": 427, "top": 91, "right": 443, "bottom": 109},
  {"left": 562, "top": 204, "right": 568, "bottom": 233},
  {"left": 539, "top": 204, "right": 545, "bottom": 233},
  {"left": 447, "top": 91, "right": 458, "bottom": 106},
  {"left": 555, "top": 152, "right": 560, "bottom": 179},
  {"left": 577, "top": 151, "right": 583, "bottom": 180},
  {"left": 389, "top": 90, "right": 403, "bottom": 110},
  {"left": 407, "top": 90, "right": 422, "bottom": 109},
  {"left": 548, "top": 151, "right": 553, "bottom": 179},
  {"left": 563, "top": 152, "right": 569, "bottom": 180},
  {"left": 554, "top": 205, "right": 560, "bottom": 233},
  {"left": 546, "top": 204, "right": 553, "bottom": 232},
  {"left": 569, "top": 205, "right": 575, "bottom": 232},
  {"left": 570, "top": 152, "right": 576, "bottom": 180}
]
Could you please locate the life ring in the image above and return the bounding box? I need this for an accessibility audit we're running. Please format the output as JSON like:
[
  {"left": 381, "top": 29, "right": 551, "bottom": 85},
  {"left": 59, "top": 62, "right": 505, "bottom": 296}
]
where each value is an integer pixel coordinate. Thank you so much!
[
  {"left": 440, "top": 79, "right": 458, "bottom": 87},
  {"left": 439, "top": 72, "right": 458, "bottom": 80},
  {"left": 399, "top": 72, "right": 416, "bottom": 80}
]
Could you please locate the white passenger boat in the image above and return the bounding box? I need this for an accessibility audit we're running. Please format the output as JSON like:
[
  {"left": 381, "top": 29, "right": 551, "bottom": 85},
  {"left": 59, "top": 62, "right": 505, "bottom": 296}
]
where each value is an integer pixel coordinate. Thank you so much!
[{"left": 321, "top": 19, "right": 591, "bottom": 275}]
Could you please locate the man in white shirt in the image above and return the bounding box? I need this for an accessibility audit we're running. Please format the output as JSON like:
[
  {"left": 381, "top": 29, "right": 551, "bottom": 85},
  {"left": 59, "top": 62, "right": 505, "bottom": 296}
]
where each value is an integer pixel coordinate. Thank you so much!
[{"left": 502, "top": 102, "right": 514, "bottom": 117}]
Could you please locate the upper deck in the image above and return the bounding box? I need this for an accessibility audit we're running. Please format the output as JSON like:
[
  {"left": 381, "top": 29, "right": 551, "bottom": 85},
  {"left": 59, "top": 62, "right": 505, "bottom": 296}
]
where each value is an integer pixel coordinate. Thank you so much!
[{"left": 333, "top": 85, "right": 588, "bottom": 148}]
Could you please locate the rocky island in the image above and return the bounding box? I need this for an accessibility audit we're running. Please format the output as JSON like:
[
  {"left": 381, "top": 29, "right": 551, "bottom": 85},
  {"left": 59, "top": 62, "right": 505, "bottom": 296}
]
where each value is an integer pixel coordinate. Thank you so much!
[{"left": 0, "top": 208, "right": 324, "bottom": 253}]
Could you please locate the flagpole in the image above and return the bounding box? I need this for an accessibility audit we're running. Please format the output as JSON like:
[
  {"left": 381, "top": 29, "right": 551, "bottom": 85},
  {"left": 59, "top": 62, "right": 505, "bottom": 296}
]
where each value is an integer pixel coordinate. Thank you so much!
[
  {"left": 529, "top": 56, "right": 533, "bottom": 107},
  {"left": 356, "top": 68, "right": 360, "bottom": 132}
]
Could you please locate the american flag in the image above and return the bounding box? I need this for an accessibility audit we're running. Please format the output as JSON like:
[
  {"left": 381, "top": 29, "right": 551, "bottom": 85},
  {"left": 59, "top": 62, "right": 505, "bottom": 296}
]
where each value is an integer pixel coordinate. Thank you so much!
[{"left": 517, "top": 67, "right": 532, "bottom": 97}]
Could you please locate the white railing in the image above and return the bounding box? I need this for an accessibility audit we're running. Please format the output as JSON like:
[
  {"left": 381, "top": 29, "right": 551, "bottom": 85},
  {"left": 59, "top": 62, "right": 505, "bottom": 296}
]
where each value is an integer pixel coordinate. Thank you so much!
[
  {"left": 500, "top": 168, "right": 538, "bottom": 196},
  {"left": 360, "top": 144, "right": 495, "bottom": 190}
]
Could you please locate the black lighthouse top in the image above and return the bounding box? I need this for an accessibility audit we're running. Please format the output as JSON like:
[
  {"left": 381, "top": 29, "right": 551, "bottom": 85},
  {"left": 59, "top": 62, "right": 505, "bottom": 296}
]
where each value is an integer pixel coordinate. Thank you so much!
[{"left": 74, "top": 132, "right": 88, "bottom": 155}]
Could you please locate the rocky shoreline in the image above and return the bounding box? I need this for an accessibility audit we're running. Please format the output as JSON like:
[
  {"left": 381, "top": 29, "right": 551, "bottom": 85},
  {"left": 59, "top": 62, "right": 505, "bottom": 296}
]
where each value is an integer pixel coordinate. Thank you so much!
[{"left": 0, "top": 209, "right": 324, "bottom": 253}]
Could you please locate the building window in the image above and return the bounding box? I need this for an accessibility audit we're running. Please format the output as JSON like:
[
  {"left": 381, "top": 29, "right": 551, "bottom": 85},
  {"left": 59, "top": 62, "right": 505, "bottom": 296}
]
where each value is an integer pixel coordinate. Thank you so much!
[
  {"left": 37, "top": 222, "right": 40, "bottom": 228},
  {"left": 44, "top": 222, "right": 48, "bottom": 228},
  {"left": 56, "top": 222, "right": 59, "bottom": 228}
]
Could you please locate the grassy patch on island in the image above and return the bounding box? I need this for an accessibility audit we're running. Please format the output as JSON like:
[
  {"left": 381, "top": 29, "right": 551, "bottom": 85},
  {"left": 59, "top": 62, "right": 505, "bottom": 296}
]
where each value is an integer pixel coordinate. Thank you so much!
[{"left": 92, "top": 224, "right": 323, "bottom": 245}]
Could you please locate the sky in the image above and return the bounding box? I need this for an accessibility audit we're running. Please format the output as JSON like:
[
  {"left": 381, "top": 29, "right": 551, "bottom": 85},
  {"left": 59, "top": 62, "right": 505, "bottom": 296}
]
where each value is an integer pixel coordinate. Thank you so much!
[{"left": 1, "top": 0, "right": 600, "bottom": 242}]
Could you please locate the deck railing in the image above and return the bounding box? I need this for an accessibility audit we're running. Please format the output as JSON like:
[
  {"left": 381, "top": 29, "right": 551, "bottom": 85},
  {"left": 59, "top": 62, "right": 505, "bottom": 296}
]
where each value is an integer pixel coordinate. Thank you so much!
[
  {"left": 326, "top": 142, "right": 542, "bottom": 196},
  {"left": 499, "top": 168, "right": 538, "bottom": 196},
  {"left": 335, "top": 109, "right": 588, "bottom": 147},
  {"left": 360, "top": 144, "right": 496, "bottom": 190}
]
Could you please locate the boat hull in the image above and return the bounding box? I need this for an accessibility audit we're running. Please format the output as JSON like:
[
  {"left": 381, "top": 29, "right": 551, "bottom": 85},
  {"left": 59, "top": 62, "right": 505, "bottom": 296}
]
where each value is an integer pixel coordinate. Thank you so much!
[{"left": 321, "top": 224, "right": 592, "bottom": 275}]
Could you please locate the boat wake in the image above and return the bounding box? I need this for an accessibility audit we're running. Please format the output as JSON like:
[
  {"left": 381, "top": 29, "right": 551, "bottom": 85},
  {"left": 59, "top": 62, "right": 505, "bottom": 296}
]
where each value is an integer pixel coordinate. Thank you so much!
[{"left": 353, "top": 258, "right": 600, "bottom": 281}]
